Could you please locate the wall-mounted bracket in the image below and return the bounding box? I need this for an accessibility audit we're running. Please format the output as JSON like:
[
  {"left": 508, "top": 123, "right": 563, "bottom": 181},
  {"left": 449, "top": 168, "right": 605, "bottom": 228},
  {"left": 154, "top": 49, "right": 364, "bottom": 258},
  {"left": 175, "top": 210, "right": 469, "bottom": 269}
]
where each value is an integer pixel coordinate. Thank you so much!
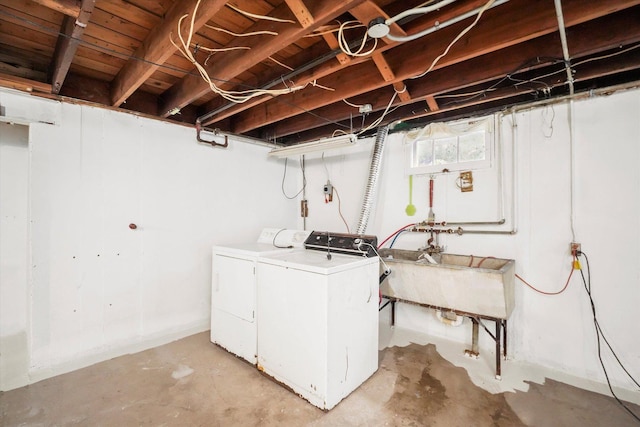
[{"left": 195, "top": 122, "right": 228, "bottom": 148}]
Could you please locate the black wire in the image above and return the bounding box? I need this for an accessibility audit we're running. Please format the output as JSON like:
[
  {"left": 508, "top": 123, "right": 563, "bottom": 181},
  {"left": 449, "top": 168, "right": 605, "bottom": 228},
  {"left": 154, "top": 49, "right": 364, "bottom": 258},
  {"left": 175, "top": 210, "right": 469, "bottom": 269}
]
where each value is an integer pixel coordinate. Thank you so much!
[
  {"left": 578, "top": 251, "right": 640, "bottom": 423},
  {"left": 440, "top": 57, "right": 565, "bottom": 107},
  {"left": 272, "top": 228, "right": 293, "bottom": 249},
  {"left": 580, "top": 253, "right": 640, "bottom": 389}
]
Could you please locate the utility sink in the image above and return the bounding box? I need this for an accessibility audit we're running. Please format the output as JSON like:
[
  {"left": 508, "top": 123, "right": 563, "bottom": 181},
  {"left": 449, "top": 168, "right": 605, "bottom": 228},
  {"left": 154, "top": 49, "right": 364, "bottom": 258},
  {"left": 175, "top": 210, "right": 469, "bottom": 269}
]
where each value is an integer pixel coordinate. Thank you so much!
[{"left": 379, "top": 249, "right": 515, "bottom": 319}]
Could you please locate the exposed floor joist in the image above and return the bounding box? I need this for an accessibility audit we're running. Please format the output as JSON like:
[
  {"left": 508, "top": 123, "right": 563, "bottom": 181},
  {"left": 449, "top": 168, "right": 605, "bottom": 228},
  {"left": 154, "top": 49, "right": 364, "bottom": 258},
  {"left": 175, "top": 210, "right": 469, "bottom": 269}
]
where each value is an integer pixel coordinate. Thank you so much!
[
  {"left": 160, "top": 0, "right": 367, "bottom": 118},
  {"left": 226, "top": 0, "right": 638, "bottom": 135}
]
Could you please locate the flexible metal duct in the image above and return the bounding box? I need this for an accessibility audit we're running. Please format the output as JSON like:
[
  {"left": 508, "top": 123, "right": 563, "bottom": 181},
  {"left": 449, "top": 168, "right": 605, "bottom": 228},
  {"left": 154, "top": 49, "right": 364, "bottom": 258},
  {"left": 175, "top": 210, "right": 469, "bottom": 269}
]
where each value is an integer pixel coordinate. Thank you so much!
[{"left": 356, "top": 126, "right": 389, "bottom": 235}]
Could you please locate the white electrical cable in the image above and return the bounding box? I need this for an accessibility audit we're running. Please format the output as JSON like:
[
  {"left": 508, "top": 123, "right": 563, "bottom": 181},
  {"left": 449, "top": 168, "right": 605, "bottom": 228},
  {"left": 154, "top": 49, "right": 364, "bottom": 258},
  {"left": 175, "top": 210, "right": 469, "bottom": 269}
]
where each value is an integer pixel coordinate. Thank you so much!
[
  {"left": 204, "top": 24, "right": 278, "bottom": 37},
  {"left": 193, "top": 44, "right": 251, "bottom": 53},
  {"left": 343, "top": 98, "right": 365, "bottom": 109},
  {"left": 171, "top": 0, "right": 307, "bottom": 104},
  {"left": 385, "top": 0, "right": 507, "bottom": 44},
  {"left": 358, "top": 90, "right": 398, "bottom": 135},
  {"left": 338, "top": 21, "right": 378, "bottom": 57},
  {"left": 411, "top": 0, "right": 498, "bottom": 79},
  {"left": 385, "top": 0, "right": 458, "bottom": 25},
  {"left": 305, "top": 22, "right": 363, "bottom": 37},
  {"left": 268, "top": 56, "right": 294, "bottom": 71}
]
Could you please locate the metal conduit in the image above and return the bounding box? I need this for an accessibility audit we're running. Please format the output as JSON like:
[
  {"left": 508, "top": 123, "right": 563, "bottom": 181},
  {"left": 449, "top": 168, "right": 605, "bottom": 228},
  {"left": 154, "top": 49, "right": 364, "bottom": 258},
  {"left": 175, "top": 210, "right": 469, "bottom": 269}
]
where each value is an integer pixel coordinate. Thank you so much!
[{"left": 356, "top": 126, "right": 389, "bottom": 235}]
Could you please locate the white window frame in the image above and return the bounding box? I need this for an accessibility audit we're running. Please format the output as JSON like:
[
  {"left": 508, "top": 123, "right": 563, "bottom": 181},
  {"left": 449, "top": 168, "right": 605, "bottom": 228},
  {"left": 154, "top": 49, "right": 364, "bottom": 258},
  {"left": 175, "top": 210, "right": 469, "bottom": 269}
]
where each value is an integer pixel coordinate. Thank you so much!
[{"left": 404, "top": 116, "right": 494, "bottom": 175}]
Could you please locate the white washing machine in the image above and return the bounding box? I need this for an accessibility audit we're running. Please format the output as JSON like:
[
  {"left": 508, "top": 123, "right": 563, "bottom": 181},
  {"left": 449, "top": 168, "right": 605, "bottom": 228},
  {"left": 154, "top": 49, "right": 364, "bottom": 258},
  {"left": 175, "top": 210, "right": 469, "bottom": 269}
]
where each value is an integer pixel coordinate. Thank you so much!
[
  {"left": 256, "top": 232, "right": 380, "bottom": 410},
  {"left": 210, "top": 228, "right": 310, "bottom": 364}
]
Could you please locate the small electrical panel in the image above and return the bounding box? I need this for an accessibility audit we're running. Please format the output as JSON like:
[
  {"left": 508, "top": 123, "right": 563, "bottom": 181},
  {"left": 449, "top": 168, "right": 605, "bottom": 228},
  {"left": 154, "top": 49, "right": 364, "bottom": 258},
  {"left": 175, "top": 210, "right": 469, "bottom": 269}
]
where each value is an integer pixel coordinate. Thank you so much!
[{"left": 323, "top": 180, "right": 333, "bottom": 202}]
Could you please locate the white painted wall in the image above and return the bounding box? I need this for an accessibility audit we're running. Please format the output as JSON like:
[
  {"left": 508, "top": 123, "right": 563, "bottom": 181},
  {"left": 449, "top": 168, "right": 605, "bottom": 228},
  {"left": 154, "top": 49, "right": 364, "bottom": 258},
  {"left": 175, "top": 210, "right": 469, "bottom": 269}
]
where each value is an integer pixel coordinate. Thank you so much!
[
  {"left": 0, "top": 90, "right": 298, "bottom": 390},
  {"left": 301, "top": 88, "right": 640, "bottom": 394},
  {"left": 1, "top": 87, "right": 638, "bottom": 397},
  {"left": 0, "top": 123, "right": 30, "bottom": 390}
]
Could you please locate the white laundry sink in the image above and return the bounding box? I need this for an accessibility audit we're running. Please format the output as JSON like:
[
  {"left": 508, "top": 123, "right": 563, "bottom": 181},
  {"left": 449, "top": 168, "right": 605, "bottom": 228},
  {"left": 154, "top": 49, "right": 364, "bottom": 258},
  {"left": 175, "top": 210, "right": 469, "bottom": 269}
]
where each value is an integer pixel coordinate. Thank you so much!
[{"left": 379, "top": 249, "right": 515, "bottom": 319}]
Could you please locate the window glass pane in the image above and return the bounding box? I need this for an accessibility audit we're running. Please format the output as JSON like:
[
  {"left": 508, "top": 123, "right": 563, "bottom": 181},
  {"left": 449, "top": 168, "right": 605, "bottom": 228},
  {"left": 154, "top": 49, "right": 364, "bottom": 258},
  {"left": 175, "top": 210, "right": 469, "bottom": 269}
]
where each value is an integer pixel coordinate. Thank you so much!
[
  {"left": 413, "top": 139, "right": 433, "bottom": 167},
  {"left": 434, "top": 137, "right": 457, "bottom": 164},
  {"left": 459, "top": 131, "right": 486, "bottom": 162}
]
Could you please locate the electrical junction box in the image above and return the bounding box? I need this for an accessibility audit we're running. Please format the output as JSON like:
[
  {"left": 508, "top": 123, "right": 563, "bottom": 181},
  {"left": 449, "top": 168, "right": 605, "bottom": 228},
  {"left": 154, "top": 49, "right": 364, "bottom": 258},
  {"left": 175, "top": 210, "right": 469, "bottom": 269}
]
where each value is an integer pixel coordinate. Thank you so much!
[{"left": 323, "top": 181, "right": 333, "bottom": 202}]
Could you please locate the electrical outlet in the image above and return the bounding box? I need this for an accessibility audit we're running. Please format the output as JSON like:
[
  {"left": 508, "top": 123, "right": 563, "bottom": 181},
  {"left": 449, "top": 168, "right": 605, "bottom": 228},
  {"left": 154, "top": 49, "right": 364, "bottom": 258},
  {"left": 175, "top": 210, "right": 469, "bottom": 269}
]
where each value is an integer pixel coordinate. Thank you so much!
[
  {"left": 323, "top": 181, "right": 333, "bottom": 202},
  {"left": 570, "top": 242, "right": 581, "bottom": 256}
]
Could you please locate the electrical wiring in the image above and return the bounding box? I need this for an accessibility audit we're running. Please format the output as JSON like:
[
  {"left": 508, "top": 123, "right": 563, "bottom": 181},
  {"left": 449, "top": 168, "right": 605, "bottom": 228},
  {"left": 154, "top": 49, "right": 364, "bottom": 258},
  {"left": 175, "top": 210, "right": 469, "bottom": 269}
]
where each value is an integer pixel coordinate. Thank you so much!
[
  {"left": 281, "top": 157, "right": 306, "bottom": 199},
  {"left": 268, "top": 56, "right": 294, "bottom": 71},
  {"left": 507, "top": 72, "right": 551, "bottom": 93},
  {"left": 578, "top": 251, "right": 640, "bottom": 423},
  {"left": 226, "top": 3, "right": 296, "bottom": 24},
  {"left": 172, "top": 2, "right": 308, "bottom": 104},
  {"left": 438, "top": 57, "right": 565, "bottom": 107},
  {"left": 202, "top": 47, "right": 252, "bottom": 66},
  {"left": 378, "top": 224, "right": 416, "bottom": 248},
  {"left": 515, "top": 261, "right": 574, "bottom": 296},
  {"left": 204, "top": 24, "right": 278, "bottom": 37},
  {"left": 389, "top": 230, "right": 408, "bottom": 248},
  {"left": 386, "top": 0, "right": 458, "bottom": 26},
  {"left": 357, "top": 90, "right": 398, "bottom": 135},
  {"left": 272, "top": 228, "right": 294, "bottom": 249},
  {"left": 541, "top": 105, "right": 555, "bottom": 138},
  {"left": 515, "top": 43, "right": 640, "bottom": 89},
  {"left": 321, "top": 153, "right": 350, "bottom": 233},
  {"left": 332, "top": 187, "right": 351, "bottom": 234},
  {"left": 337, "top": 21, "right": 378, "bottom": 57},
  {"left": 436, "top": 88, "right": 498, "bottom": 98},
  {"left": 0, "top": 7, "right": 353, "bottom": 134},
  {"left": 304, "top": 22, "right": 364, "bottom": 38},
  {"left": 444, "top": 43, "right": 640, "bottom": 106},
  {"left": 411, "top": 0, "right": 497, "bottom": 79},
  {"left": 343, "top": 99, "right": 366, "bottom": 109}
]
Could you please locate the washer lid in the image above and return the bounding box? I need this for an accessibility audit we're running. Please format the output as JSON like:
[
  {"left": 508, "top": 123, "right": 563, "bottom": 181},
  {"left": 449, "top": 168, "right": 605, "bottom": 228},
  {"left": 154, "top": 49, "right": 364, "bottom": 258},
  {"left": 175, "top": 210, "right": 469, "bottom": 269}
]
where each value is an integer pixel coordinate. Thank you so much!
[
  {"left": 213, "top": 242, "right": 295, "bottom": 258},
  {"left": 258, "top": 249, "right": 378, "bottom": 275}
]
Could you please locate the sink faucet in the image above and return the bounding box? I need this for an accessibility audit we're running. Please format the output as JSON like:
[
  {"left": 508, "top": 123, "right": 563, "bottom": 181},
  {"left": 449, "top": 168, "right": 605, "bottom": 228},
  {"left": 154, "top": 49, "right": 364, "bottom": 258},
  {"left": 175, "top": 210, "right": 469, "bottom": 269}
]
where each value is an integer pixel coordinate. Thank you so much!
[{"left": 420, "top": 230, "right": 444, "bottom": 255}]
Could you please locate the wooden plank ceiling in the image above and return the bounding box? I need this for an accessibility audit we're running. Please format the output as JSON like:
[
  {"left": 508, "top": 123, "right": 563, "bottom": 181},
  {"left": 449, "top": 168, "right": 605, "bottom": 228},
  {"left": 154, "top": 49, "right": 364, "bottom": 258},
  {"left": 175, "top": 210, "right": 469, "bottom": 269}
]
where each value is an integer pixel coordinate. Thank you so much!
[{"left": 1, "top": 0, "right": 639, "bottom": 143}]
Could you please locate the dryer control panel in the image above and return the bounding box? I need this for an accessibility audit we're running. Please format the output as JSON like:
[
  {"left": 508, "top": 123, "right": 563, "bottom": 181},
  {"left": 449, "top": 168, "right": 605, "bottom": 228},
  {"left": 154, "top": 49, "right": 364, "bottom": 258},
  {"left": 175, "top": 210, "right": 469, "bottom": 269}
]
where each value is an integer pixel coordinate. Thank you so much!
[{"left": 304, "top": 231, "right": 378, "bottom": 257}]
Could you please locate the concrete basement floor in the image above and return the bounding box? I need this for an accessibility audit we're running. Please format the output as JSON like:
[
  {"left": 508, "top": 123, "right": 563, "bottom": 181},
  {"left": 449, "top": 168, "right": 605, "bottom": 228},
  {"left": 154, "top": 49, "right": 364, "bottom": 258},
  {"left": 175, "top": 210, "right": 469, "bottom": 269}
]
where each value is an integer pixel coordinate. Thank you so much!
[{"left": 1, "top": 330, "right": 639, "bottom": 426}]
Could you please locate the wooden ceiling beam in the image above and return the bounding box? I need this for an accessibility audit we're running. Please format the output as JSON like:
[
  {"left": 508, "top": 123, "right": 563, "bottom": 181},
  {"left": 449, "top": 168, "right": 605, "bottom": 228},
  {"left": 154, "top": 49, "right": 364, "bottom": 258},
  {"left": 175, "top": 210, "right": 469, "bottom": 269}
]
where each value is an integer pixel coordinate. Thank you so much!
[
  {"left": 109, "top": 0, "right": 227, "bottom": 107},
  {"left": 285, "top": 0, "right": 314, "bottom": 28},
  {"left": 289, "top": 49, "right": 640, "bottom": 143},
  {"left": 425, "top": 95, "right": 439, "bottom": 111},
  {"left": 371, "top": 51, "right": 411, "bottom": 102},
  {"left": 322, "top": 32, "right": 351, "bottom": 65},
  {"left": 0, "top": 72, "right": 51, "bottom": 93},
  {"left": 199, "top": 0, "right": 509, "bottom": 127},
  {"left": 197, "top": 40, "right": 335, "bottom": 125},
  {"left": 159, "top": 0, "right": 367, "bottom": 118},
  {"left": 31, "top": 0, "right": 80, "bottom": 17},
  {"left": 49, "top": 0, "right": 95, "bottom": 94},
  {"left": 368, "top": 50, "right": 640, "bottom": 132},
  {"left": 259, "top": 9, "right": 640, "bottom": 138},
  {"left": 229, "top": 0, "right": 640, "bottom": 134}
]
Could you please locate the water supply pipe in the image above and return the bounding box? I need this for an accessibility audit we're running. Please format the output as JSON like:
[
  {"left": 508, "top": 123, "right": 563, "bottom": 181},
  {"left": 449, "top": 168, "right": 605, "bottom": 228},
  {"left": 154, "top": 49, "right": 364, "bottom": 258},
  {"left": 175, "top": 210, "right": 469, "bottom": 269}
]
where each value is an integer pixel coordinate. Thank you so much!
[{"left": 356, "top": 126, "right": 389, "bottom": 235}]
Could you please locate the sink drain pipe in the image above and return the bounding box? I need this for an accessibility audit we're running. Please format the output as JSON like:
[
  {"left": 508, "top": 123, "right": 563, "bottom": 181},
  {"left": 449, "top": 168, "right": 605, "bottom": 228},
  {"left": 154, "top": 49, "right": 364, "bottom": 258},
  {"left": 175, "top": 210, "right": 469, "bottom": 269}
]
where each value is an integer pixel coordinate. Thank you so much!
[{"left": 356, "top": 126, "right": 389, "bottom": 235}]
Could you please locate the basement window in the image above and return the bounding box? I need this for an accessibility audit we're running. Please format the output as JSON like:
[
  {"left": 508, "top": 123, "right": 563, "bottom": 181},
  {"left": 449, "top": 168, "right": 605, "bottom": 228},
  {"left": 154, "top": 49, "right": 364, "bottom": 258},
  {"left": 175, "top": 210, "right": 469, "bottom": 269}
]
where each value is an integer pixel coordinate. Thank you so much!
[{"left": 405, "top": 116, "right": 493, "bottom": 175}]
